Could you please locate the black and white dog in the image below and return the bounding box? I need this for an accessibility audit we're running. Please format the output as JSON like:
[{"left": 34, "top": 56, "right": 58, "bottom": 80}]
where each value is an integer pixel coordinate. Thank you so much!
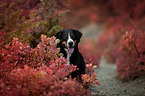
[{"left": 55, "top": 29, "right": 86, "bottom": 80}]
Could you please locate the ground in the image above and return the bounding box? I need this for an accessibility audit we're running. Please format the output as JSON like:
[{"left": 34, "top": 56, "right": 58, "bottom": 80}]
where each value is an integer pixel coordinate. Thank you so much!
[{"left": 90, "top": 57, "right": 145, "bottom": 96}]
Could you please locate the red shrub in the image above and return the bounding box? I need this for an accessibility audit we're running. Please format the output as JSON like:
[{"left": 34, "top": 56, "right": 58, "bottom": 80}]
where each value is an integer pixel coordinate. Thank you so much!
[
  {"left": 95, "top": 0, "right": 145, "bottom": 63},
  {"left": 96, "top": 15, "right": 132, "bottom": 63},
  {"left": 0, "top": 35, "right": 99, "bottom": 95},
  {"left": 0, "top": 0, "right": 40, "bottom": 19},
  {"left": 0, "top": 64, "right": 88, "bottom": 96},
  {"left": 0, "top": 0, "right": 63, "bottom": 47},
  {"left": 79, "top": 38, "right": 102, "bottom": 66},
  {"left": 0, "top": 38, "right": 32, "bottom": 78},
  {"left": 117, "top": 29, "right": 145, "bottom": 80},
  {"left": 83, "top": 64, "right": 99, "bottom": 87},
  {"left": 0, "top": 0, "right": 100, "bottom": 94},
  {"left": 0, "top": 31, "right": 5, "bottom": 46},
  {"left": 0, "top": 35, "right": 60, "bottom": 78}
]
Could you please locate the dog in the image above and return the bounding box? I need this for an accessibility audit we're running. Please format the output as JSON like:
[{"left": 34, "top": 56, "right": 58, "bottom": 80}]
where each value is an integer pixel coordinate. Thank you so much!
[{"left": 55, "top": 29, "right": 86, "bottom": 80}]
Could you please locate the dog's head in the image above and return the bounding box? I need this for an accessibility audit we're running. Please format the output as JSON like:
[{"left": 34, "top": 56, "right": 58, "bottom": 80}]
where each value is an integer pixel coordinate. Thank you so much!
[{"left": 55, "top": 29, "right": 82, "bottom": 54}]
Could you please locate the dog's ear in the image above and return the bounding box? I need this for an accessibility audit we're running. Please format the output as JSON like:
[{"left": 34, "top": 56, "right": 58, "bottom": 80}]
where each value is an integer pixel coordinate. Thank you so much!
[
  {"left": 72, "top": 29, "right": 82, "bottom": 43},
  {"left": 55, "top": 31, "right": 63, "bottom": 40}
]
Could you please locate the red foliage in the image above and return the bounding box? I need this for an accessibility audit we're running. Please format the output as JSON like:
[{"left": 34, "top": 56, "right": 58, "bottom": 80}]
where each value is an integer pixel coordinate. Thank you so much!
[
  {"left": 0, "top": 38, "right": 32, "bottom": 78},
  {"left": 96, "top": 21, "right": 126, "bottom": 63},
  {"left": 117, "top": 29, "right": 145, "bottom": 81},
  {"left": 0, "top": 0, "right": 40, "bottom": 18},
  {"left": 0, "top": 35, "right": 99, "bottom": 95},
  {"left": 110, "top": 0, "right": 145, "bottom": 20},
  {"left": 96, "top": 0, "right": 145, "bottom": 55},
  {"left": 79, "top": 38, "right": 102, "bottom": 66},
  {"left": 83, "top": 64, "right": 99, "bottom": 87},
  {"left": 0, "top": 31, "right": 5, "bottom": 46},
  {"left": 92, "top": 0, "right": 145, "bottom": 81},
  {"left": 0, "top": 65, "right": 88, "bottom": 96},
  {"left": 0, "top": 1, "right": 100, "bottom": 94},
  {"left": 0, "top": 35, "right": 61, "bottom": 77}
]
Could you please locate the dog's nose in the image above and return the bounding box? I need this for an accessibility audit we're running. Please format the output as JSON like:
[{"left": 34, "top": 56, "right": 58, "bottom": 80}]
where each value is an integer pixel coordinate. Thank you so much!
[{"left": 68, "top": 41, "right": 73, "bottom": 46}]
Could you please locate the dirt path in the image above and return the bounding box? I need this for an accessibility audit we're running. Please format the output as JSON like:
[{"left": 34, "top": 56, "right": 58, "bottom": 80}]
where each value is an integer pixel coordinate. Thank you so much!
[{"left": 90, "top": 57, "right": 145, "bottom": 96}]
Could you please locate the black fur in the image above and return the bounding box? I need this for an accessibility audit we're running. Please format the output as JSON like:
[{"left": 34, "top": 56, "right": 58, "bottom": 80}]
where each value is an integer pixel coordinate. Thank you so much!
[{"left": 55, "top": 29, "right": 86, "bottom": 80}]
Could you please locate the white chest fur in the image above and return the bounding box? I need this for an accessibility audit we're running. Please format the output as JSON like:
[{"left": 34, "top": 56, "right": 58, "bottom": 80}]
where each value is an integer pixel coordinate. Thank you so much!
[{"left": 66, "top": 51, "right": 71, "bottom": 65}]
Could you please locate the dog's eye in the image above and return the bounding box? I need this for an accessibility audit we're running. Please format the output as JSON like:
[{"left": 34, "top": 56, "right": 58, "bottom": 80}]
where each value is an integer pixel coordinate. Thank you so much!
[
  {"left": 64, "top": 35, "right": 67, "bottom": 38},
  {"left": 63, "top": 35, "right": 67, "bottom": 39},
  {"left": 71, "top": 34, "right": 75, "bottom": 38}
]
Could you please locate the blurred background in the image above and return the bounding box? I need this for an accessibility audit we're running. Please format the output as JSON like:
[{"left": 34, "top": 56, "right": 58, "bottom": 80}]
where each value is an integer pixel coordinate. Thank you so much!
[{"left": 1, "top": 0, "right": 145, "bottom": 81}]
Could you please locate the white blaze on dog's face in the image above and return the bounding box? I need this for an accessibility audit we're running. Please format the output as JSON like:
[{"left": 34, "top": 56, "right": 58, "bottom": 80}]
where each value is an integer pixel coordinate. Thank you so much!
[{"left": 66, "top": 33, "right": 75, "bottom": 54}]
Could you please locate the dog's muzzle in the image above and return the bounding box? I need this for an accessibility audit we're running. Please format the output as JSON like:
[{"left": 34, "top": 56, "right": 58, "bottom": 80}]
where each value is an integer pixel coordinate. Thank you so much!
[
  {"left": 66, "top": 41, "right": 74, "bottom": 54},
  {"left": 68, "top": 41, "right": 73, "bottom": 47}
]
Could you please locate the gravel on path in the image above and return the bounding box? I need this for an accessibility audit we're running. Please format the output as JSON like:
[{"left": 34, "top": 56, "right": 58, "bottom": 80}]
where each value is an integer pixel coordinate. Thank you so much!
[{"left": 90, "top": 57, "right": 145, "bottom": 96}]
